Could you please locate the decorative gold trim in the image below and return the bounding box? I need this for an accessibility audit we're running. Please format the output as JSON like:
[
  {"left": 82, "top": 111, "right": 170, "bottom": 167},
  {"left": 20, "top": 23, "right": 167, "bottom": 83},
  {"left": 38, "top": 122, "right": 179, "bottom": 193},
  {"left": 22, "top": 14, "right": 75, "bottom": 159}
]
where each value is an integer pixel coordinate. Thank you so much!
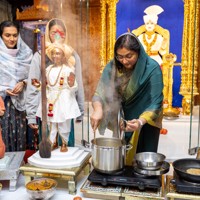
[
  {"left": 163, "top": 53, "right": 180, "bottom": 117},
  {"left": 100, "top": 0, "right": 119, "bottom": 72},
  {"left": 179, "top": 0, "right": 199, "bottom": 115},
  {"left": 100, "top": 0, "right": 106, "bottom": 71},
  {"left": 16, "top": 0, "right": 53, "bottom": 21}
]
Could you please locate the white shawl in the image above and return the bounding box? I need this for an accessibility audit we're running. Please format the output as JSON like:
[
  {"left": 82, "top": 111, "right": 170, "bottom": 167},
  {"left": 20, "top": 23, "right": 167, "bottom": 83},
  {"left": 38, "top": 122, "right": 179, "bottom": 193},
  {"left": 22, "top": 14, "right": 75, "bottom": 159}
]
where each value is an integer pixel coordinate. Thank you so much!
[{"left": 0, "top": 34, "right": 33, "bottom": 111}]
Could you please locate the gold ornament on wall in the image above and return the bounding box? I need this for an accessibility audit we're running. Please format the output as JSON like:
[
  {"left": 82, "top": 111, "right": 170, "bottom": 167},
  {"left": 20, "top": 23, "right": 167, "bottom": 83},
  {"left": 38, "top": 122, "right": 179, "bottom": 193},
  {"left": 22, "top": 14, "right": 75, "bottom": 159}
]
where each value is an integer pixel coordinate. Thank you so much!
[{"left": 16, "top": 0, "right": 53, "bottom": 21}]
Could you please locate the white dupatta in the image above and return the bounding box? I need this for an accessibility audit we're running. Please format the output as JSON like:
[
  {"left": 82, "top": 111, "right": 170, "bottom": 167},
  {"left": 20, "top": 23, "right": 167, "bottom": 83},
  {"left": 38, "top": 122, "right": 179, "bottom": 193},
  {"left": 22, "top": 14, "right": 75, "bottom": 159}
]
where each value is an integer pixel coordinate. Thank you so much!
[{"left": 0, "top": 34, "right": 33, "bottom": 111}]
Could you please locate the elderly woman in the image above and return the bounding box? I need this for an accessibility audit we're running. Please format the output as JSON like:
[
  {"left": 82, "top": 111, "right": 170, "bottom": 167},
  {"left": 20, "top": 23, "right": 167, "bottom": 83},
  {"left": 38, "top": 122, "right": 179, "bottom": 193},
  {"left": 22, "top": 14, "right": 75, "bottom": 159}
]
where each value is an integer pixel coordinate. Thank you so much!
[
  {"left": 0, "top": 20, "right": 33, "bottom": 151},
  {"left": 90, "top": 32, "right": 163, "bottom": 165},
  {"left": 26, "top": 18, "right": 84, "bottom": 147}
]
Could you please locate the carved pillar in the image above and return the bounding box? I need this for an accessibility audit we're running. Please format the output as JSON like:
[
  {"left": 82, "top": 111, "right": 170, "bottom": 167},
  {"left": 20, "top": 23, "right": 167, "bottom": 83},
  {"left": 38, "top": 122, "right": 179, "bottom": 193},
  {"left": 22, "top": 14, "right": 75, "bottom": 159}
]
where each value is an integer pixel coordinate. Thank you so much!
[
  {"left": 179, "top": 0, "right": 199, "bottom": 115},
  {"left": 100, "top": 0, "right": 106, "bottom": 69},
  {"left": 100, "top": 0, "right": 118, "bottom": 72}
]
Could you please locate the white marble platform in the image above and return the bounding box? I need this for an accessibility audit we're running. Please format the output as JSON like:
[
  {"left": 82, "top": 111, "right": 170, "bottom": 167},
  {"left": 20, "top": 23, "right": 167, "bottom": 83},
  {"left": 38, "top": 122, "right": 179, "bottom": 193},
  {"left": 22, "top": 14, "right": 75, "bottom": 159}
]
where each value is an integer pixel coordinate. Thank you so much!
[
  {"left": 28, "top": 147, "right": 90, "bottom": 169},
  {"left": 0, "top": 151, "right": 25, "bottom": 191},
  {"left": 0, "top": 156, "right": 10, "bottom": 169}
]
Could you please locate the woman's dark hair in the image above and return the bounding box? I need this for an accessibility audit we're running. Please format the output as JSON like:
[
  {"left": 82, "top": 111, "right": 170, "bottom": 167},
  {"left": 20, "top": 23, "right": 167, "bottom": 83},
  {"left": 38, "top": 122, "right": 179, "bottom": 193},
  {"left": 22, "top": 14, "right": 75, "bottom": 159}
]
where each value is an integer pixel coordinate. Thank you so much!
[
  {"left": 114, "top": 33, "right": 140, "bottom": 71},
  {"left": 48, "top": 19, "right": 66, "bottom": 33},
  {"left": 0, "top": 21, "right": 20, "bottom": 37}
]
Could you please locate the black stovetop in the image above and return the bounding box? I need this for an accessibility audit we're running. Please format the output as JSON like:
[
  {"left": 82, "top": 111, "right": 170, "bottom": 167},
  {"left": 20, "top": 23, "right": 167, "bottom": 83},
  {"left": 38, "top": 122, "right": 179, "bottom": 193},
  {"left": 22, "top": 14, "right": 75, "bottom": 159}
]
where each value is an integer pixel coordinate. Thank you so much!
[
  {"left": 88, "top": 166, "right": 161, "bottom": 190},
  {"left": 172, "top": 172, "right": 200, "bottom": 194}
]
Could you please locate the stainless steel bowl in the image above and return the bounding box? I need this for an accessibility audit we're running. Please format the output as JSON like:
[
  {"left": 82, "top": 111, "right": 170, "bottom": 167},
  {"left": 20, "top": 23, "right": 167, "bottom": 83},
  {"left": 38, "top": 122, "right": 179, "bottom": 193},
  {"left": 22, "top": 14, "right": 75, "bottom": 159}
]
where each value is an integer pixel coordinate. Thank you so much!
[
  {"left": 26, "top": 178, "right": 57, "bottom": 200},
  {"left": 134, "top": 152, "right": 166, "bottom": 170}
]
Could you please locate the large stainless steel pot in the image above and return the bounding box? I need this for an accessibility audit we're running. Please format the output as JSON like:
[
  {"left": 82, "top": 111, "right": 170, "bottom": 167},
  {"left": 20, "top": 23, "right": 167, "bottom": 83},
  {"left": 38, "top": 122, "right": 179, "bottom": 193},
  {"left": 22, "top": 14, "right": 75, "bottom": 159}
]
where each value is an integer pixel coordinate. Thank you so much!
[{"left": 91, "top": 137, "right": 128, "bottom": 174}]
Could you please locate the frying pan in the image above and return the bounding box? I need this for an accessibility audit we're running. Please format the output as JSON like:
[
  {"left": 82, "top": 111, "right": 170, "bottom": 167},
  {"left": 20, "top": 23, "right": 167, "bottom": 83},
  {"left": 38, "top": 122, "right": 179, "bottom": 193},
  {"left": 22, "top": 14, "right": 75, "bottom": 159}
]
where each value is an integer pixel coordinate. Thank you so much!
[{"left": 172, "top": 158, "right": 200, "bottom": 183}]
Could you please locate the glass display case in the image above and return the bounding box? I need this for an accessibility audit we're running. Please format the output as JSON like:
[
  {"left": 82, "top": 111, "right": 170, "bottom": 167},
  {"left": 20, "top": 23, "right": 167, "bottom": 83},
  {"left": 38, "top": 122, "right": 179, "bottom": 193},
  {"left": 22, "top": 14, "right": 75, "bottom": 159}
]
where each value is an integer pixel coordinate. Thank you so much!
[
  {"left": 75, "top": 0, "right": 200, "bottom": 156},
  {"left": 16, "top": 0, "right": 200, "bottom": 156}
]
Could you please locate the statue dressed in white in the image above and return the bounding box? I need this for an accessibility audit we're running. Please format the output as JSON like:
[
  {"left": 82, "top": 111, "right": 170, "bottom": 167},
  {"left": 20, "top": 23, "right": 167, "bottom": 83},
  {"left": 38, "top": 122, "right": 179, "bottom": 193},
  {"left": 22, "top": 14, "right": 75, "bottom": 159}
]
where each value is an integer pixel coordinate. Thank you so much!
[{"left": 137, "top": 5, "right": 168, "bottom": 65}]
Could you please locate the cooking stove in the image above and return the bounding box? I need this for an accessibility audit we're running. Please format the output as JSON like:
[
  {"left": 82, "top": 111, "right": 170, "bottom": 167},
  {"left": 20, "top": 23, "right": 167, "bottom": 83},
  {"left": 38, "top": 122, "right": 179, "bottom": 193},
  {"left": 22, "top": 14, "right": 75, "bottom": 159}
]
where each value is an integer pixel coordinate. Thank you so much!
[
  {"left": 88, "top": 166, "right": 161, "bottom": 190},
  {"left": 171, "top": 172, "right": 200, "bottom": 194}
]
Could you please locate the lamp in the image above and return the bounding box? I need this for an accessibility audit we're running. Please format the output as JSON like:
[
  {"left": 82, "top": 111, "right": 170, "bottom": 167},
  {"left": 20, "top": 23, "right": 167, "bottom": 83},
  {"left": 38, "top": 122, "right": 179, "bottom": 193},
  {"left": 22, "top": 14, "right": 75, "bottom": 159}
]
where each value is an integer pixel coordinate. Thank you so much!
[{"left": 163, "top": 53, "right": 180, "bottom": 118}]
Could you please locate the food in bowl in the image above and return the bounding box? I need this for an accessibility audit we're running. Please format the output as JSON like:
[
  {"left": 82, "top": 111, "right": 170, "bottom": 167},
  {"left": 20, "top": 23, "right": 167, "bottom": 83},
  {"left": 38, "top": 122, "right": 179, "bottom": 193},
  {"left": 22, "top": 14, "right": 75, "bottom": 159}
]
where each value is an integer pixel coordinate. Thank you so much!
[
  {"left": 186, "top": 168, "right": 200, "bottom": 175},
  {"left": 135, "top": 152, "right": 166, "bottom": 170},
  {"left": 26, "top": 178, "right": 57, "bottom": 200}
]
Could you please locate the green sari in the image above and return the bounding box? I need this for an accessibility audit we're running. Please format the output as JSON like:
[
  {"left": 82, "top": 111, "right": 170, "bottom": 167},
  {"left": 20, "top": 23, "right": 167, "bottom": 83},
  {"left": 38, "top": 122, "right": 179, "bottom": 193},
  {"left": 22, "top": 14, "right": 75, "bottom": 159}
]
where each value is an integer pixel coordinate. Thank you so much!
[{"left": 93, "top": 34, "right": 163, "bottom": 165}]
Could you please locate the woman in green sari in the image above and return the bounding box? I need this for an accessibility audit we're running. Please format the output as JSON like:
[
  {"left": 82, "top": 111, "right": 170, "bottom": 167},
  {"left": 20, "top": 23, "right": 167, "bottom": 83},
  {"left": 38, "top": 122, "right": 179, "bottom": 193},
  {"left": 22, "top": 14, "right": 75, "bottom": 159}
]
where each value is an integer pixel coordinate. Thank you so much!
[{"left": 90, "top": 32, "right": 163, "bottom": 165}]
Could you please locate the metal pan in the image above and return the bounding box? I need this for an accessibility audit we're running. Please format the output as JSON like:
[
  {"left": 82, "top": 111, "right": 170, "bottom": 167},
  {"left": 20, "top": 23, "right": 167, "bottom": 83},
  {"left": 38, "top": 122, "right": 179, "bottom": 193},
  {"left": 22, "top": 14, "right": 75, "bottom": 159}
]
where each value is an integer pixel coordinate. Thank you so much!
[
  {"left": 172, "top": 158, "right": 200, "bottom": 183},
  {"left": 134, "top": 152, "right": 166, "bottom": 170}
]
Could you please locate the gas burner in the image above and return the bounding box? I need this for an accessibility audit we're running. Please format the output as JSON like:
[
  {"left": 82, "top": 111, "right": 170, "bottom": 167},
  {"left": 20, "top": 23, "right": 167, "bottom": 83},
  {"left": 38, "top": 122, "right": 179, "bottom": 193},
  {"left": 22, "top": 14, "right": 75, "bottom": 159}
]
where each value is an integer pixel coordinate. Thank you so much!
[
  {"left": 133, "top": 161, "right": 170, "bottom": 176},
  {"left": 88, "top": 166, "right": 161, "bottom": 190},
  {"left": 132, "top": 170, "right": 158, "bottom": 179},
  {"left": 171, "top": 172, "right": 200, "bottom": 194}
]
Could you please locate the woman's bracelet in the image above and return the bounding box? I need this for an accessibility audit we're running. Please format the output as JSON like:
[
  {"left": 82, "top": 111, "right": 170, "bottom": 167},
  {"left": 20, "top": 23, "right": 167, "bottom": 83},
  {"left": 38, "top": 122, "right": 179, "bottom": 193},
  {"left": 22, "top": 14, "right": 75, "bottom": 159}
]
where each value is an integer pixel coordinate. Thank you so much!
[
  {"left": 22, "top": 80, "right": 26, "bottom": 86},
  {"left": 137, "top": 119, "right": 143, "bottom": 128}
]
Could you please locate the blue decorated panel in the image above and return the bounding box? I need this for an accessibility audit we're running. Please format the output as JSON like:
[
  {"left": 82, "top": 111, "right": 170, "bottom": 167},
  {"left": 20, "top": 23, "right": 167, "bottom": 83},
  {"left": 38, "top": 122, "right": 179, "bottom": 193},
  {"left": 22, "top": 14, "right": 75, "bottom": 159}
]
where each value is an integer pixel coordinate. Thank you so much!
[{"left": 116, "top": 0, "right": 184, "bottom": 107}]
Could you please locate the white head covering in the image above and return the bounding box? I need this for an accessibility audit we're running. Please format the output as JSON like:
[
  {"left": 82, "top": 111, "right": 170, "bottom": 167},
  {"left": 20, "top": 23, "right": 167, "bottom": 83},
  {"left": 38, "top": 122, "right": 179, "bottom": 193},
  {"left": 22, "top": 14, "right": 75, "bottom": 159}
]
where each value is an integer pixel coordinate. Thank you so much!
[
  {"left": 143, "top": 5, "right": 164, "bottom": 24},
  {"left": 0, "top": 34, "right": 33, "bottom": 110},
  {"left": 44, "top": 18, "right": 75, "bottom": 66},
  {"left": 45, "top": 18, "right": 68, "bottom": 47}
]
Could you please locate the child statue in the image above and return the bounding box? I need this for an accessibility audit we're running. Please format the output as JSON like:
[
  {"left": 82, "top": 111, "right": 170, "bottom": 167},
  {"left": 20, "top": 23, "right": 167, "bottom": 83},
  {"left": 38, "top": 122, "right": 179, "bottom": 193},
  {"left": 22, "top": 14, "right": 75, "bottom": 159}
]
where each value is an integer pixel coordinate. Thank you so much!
[{"left": 34, "top": 43, "right": 81, "bottom": 152}]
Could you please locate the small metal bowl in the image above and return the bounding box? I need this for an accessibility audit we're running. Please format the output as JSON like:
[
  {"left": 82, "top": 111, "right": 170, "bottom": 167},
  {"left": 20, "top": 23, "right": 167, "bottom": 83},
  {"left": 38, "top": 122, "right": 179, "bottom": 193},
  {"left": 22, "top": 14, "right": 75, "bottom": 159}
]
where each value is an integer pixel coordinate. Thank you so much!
[
  {"left": 134, "top": 152, "right": 166, "bottom": 170},
  {"left": 26, "top": 178, "right": 57, "bottom": 200}
]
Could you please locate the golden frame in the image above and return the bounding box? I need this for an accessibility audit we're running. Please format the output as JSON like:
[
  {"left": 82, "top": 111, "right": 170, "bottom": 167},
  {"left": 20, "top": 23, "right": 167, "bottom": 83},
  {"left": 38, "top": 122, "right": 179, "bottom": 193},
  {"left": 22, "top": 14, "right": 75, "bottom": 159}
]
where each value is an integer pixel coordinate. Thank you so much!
[{"left": 100, "top": 0, "right": 200, "bottom": 112}]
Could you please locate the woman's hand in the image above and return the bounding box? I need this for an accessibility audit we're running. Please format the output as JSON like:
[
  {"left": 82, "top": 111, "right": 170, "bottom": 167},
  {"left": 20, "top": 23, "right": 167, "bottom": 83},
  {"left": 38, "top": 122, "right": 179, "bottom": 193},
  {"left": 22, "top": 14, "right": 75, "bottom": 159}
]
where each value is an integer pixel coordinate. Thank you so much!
[
  {"left": 6, "top": 89, "right": 18, "bottom": 96},
  {"left": 125, "top": 119, "right": 140, "bottom": 131},
  {"left": 90, "top": 111, "right": 103, "bottom": 132},
  {"left": 67, "top": 72, "right": 75, "bottom": 87},
  {"left": 90, "top": 101, "right": 103, "bottom": 132},
  {"left": 32, "top": 79, "right": 41, "bottom": 88},
  {"left": 28, "top": 124, "right": 39, "bottom": 130},
  {"left": 11, "top": 82, "right": 25, "bottom": 95},
  {"left": 0, "top": 109, "right": 5, "bottom": 116},
  {"left": 121, "top": 118, "right": 145, "bottom": 132}
]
